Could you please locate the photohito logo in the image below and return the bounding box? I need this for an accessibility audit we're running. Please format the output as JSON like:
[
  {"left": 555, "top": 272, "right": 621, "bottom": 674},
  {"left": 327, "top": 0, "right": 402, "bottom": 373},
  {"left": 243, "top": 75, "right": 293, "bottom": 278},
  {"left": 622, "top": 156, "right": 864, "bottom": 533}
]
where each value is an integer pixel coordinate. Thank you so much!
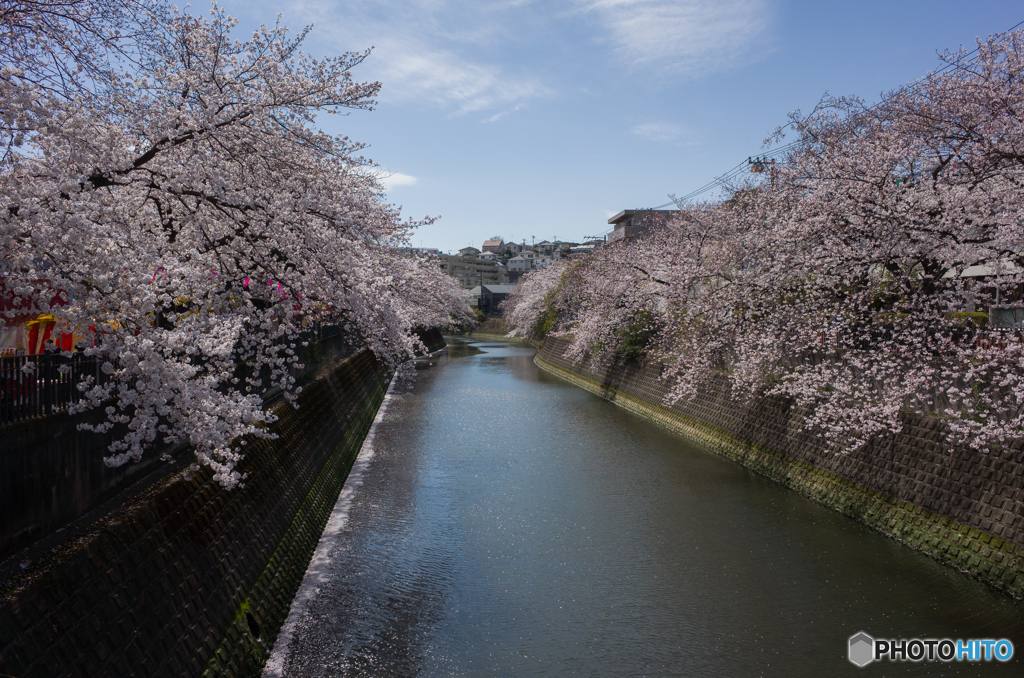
[
  {"left": 848, "top": 632, "right": 1014, "bottom": 666},
  {"left": 848, "top": 632, "right": 874, "bottom": 667}
]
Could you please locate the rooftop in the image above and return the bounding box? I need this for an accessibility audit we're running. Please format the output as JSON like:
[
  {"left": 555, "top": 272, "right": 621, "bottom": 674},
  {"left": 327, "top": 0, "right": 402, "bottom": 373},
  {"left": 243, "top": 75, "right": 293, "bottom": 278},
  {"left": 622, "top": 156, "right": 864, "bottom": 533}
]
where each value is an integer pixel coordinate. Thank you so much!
[{"left": 480, "top": 284, "right": 517, "bottom": 294}]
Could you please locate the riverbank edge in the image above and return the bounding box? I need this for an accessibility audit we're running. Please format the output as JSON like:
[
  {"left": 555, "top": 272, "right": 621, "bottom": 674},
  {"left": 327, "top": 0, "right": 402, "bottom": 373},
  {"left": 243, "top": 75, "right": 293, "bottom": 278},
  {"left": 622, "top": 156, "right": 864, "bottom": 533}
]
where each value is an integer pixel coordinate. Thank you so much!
[
  {"left": 457, "top": 331, "right": 537, "bottom": 346},
  {"left": 456, "top": 317, "right": 537, "bottom": 346},
  {"left": 535, "top": 351, "right": 1024, "bottom": 601}
]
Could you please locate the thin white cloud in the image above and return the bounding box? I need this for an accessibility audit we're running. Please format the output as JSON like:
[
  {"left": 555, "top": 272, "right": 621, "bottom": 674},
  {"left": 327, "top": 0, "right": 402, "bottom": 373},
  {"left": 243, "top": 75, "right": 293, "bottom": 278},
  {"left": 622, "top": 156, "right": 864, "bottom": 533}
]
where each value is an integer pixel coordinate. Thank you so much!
[
  {"left": 243, "top": 0, "right": 770, "bottom": 119},
  {"left": 379, "top": 171, "right": 419, "bottom": 189},
  {"left": 631, "top": 122, "right": 684, "bottom": 141},
  {"left": 375, "top": 40, "right": 549, "bottom": 114},
  {"left": 577, "top": 0, "right": 773, "bottom": 77},
  {"left": 482, "top": 102, "right": 527, "bottom": 123},
  {"left": 262, "top": 1, "right": 551, "bottom": 114}
]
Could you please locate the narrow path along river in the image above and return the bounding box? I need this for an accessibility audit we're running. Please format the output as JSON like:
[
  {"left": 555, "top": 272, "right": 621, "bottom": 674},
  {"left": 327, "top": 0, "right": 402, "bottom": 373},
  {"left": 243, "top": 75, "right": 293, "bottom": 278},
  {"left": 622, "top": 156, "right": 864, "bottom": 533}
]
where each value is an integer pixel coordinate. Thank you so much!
[{"left": 266, "top": 337, "right": 1024, "bottom": 677}]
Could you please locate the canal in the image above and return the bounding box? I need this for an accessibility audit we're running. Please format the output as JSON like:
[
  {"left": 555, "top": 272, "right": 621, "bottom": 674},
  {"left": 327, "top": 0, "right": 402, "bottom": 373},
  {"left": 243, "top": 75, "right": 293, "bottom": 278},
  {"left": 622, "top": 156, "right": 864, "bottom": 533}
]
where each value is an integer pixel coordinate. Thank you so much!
[{"left": 265, "top": 337, "right": 1024, "bottom": 677}]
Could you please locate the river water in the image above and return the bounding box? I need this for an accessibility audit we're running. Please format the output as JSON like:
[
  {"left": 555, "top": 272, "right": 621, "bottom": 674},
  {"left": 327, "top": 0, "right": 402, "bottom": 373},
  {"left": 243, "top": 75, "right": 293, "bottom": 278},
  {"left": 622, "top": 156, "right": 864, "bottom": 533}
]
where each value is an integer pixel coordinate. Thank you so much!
[{"left": 266, "top": 337, "right": 1024, "bottom": 677}]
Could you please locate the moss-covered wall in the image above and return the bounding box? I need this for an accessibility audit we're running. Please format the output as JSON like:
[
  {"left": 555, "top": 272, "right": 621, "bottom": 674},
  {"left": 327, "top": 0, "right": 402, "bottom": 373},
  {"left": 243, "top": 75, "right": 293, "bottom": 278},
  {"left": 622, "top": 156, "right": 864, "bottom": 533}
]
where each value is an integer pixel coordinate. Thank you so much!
[
  {"left": 0, "top": 343, "right": 409, "bottom": 677},
  {"left": 458, "top": 318, "right": 537, "bottom": 345},
  {"left": 536, "top": 336, "right": 1024, "bottom": 600},
  {"left": 459, "top": 317, "right": 510, "bottom": 340}
]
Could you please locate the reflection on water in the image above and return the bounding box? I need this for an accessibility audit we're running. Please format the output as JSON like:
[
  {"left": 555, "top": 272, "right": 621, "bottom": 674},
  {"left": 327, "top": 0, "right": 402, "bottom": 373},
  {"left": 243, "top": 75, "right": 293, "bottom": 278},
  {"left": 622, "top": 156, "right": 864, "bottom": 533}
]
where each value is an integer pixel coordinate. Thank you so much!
[
  {"left": 272, "top": 338, "right": 1024, "bottom": 677},
  {"left": 439, "top": 340, "right": 484, "bottom": 359}
]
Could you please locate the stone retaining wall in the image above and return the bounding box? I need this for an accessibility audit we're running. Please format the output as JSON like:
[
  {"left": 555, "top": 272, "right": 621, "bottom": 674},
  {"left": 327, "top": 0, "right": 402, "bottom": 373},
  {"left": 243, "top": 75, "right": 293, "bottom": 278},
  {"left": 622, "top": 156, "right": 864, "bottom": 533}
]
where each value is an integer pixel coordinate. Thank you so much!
[
  {"left": 0, "top": 337, "right": 422, "bottom": 677},
  {"left": 536, "top": 336, "right": 1024, "bottom": 599},
  {"left": 0, "top": 406, "right": 177, "bottom": 564}
]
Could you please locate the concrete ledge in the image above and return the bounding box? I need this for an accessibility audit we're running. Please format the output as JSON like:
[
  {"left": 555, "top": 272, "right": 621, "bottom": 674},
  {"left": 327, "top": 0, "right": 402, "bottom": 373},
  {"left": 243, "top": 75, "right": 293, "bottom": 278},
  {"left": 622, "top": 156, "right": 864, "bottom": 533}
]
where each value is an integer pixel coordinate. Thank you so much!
[
  {"left": 202, "top": 373, "right": 390, "bottom": 677},
  {"left": 536, "top": 352, "right": 1024, "bottom": 601}
]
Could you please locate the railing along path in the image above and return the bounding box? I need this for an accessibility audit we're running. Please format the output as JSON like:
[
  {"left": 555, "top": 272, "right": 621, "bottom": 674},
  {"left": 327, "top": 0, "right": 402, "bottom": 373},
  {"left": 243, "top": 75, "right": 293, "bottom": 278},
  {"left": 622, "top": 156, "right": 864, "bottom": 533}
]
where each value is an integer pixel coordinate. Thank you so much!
[{"left": 0, "top": 352, "right": 106, "bottom": 425}]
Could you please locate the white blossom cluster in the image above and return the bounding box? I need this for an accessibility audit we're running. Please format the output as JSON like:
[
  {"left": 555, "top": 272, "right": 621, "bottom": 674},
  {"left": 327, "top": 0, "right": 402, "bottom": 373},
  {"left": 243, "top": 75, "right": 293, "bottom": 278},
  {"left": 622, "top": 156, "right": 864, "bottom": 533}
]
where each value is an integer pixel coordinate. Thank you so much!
[
  {"left": 504, "top": 29, "right": 1024, "bottom": 454},
  {"left": 1, "top": 1, "right": 471, "bottom": 487}
]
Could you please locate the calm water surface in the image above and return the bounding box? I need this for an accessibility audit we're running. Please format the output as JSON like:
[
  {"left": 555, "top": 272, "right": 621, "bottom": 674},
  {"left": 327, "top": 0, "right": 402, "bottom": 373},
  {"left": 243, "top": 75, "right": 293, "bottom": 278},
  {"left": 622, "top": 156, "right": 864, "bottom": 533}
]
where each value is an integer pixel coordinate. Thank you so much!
[{"left": 270, "top": 338, "right": 1024, "bottom": 677}]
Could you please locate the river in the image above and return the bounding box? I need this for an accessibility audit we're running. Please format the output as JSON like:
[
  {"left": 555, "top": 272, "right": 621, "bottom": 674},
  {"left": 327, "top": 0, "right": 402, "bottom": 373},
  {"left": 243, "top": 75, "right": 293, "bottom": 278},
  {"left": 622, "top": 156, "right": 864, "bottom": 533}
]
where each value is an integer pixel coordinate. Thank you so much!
[{"left": 265, "top": 337, "right": 1024, "bottom": 677}]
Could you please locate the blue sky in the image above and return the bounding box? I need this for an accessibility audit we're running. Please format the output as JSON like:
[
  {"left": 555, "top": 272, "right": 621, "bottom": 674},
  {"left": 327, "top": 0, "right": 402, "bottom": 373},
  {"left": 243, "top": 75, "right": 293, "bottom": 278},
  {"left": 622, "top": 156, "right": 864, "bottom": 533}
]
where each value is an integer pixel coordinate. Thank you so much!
[{"left": 227, "top": 1, "right": 1022, "bottom": 253}]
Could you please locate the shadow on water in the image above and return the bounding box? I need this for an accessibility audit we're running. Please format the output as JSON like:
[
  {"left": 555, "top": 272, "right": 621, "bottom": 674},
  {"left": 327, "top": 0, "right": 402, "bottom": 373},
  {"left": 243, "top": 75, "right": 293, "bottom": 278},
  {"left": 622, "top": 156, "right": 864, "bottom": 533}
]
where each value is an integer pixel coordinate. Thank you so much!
[
  {"left": 275, "top": 337, "right": 1024, "bottom": 678},
  {"left": 437, "top": 336, "right": 484, "bottom": 359}
]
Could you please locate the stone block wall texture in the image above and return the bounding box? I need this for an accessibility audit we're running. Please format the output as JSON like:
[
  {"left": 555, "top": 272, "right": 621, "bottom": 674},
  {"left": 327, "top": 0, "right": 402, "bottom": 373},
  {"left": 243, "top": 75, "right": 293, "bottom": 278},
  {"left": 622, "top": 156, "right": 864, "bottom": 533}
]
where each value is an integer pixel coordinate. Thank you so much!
[
  {"left": 0, "top": 346, "right": 399, "bottom": 678},
  {"left": 0, "top": 406, "right": 174, "bottom": 563},
  {"left": 537, "top": 336, "right": 1024, "bottom": 599}
]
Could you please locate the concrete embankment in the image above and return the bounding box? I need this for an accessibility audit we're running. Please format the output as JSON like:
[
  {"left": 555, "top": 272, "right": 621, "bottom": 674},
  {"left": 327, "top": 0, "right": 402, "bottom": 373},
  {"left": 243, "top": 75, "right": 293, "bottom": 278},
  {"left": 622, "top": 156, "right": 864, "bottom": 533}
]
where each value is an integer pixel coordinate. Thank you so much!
[
  {"left": 535, "top": 335, "right": 1024, "bottom": 600},
  {"left": 0, "top": 330, "right": 445, "bottom": 678}
]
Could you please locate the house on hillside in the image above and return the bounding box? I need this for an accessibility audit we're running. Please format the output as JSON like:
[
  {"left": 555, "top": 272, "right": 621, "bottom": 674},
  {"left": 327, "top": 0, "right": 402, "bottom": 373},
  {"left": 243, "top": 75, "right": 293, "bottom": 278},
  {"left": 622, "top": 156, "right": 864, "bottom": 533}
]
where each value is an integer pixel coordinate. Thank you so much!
[
  {"left": 458, "top": 246, "right": 481, "bottom": 257},
  {"left": 397, "top": 246, "right": 441, "bottom": 256},
  {"left": 534, "top": 241, "right": 557, "bottom": 257},
  {"left": 507, "top": 255, "right": 533, "bottom": 274},
  {"left": 482, "top": 239, "right": 505, "bottom": 254},
  {"left": 439, "top": 254, "right": 508, "bottom": 288},
  {"left": 569, "top": 241, "right": 601, "bottom": 257},
  {"left": 606, "top": 209, "right": 675, "bottom": 243}
]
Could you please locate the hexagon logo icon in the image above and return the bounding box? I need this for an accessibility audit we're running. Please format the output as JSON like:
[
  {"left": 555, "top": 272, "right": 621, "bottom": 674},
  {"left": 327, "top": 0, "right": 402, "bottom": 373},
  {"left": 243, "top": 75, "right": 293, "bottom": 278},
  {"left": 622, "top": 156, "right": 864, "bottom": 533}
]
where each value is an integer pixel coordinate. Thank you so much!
[{"left": 849, "top": 632, "right": 874, "bottom": 667}]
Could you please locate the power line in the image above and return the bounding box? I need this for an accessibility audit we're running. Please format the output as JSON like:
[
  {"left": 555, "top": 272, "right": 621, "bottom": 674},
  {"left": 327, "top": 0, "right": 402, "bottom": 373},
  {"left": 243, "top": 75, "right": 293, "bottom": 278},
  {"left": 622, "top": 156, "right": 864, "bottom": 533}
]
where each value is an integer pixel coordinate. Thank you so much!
[
  {"left": 664, "top": 143, "right": 799, "bottom": 207},
  {"left": 653, "top": 19, "right": 1024, "bottom": 210}
]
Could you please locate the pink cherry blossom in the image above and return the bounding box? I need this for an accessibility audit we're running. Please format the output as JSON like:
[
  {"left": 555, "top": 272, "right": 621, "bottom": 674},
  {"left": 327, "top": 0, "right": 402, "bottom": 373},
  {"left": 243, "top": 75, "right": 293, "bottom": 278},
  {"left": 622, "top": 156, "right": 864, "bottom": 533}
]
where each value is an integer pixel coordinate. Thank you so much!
[
  {"left": 506, "top": 28, "right": 1024, "bottom": 455},
  {"left": 1, "top": 2, "right": 471, "bottom": 487}
]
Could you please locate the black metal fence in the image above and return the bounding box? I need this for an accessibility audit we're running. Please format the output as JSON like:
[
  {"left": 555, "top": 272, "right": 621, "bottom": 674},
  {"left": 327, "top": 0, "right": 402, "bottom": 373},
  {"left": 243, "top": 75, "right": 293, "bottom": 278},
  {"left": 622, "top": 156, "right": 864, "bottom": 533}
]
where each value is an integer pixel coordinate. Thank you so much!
[
  {"left": 0, "top": 325, "right": 360, "bottom": 427},
  {"left": 0, "top": 352, "right": 109, "bottom": 425}
]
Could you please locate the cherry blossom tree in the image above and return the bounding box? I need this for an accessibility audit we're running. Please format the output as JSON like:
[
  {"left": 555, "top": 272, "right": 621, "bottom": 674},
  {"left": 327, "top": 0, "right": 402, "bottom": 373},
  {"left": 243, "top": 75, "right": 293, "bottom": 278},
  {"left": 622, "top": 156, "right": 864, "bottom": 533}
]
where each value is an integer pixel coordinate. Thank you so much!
[
  {"left": 503, "top": 259, "right": 571, "bottom": 339},
  {"left": 1, "top": 2, "right": 470, "bottom": 486},
  {"left": 506, "top": 28, "right": 1024, "bottom": 455},
  {"left": 750, "top": 29, "right": 1024, "bottom": 449}
]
